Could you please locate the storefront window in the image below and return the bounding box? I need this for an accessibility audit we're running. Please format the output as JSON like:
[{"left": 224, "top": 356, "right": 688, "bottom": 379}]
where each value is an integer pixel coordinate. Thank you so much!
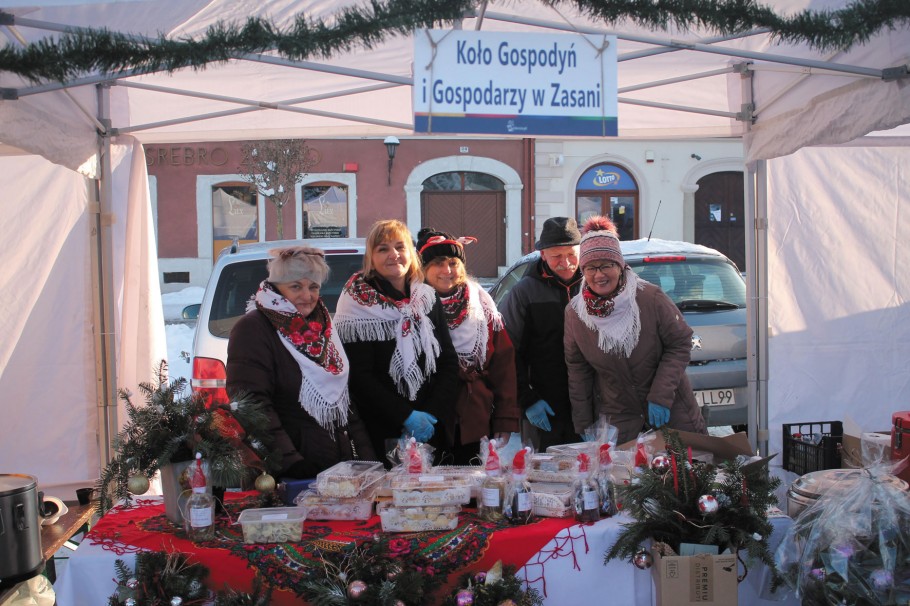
[
  {"left": 212, "top": 183, "right": 257, "bottom": 259},
  {"left": 575, "top": 163, "right": 638, "bottom": 240},
  {"left": 303, "top": 184, "right": 349, "bottom": 238}
]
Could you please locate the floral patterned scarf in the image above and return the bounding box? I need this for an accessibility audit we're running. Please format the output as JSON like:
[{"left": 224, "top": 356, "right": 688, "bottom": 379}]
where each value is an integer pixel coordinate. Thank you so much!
[
  {"left": 439, "top": 280, "right": 504, "bottom": 370},
  {"left": 333, "top": 272, "right": 440, "bottom": 400},
  {"left": 249, "top": 280, "right": 349, "bottom": 430},
  {"left": 569, "top": 267, "right": 642, "bottom": 357}
]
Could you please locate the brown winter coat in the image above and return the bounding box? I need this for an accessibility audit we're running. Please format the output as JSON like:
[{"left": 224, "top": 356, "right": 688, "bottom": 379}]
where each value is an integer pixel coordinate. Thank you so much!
[
  {"left": 564, "top": 280, "right": 707, "bottom": 444},
  {"left": 226, "top": 309, "right": 376, "bottom": 477}
]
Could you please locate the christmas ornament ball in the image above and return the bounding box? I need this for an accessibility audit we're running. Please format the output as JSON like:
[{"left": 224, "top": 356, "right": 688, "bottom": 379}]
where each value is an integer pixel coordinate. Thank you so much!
[
  {"left": 170, "top": 598, "right": 183, "bottom": 606},
  {"left": 125, "top": 599, "right": 137, "bottom": 606},
  {"left": 632, "top": 549, "right": 654, "bottom": 569},
  {"left": 473, "top": 571, "right": 487, "bottom": 584},
  {"left": 254, "top": 472, "right": 276, "bottom": 494},
  {"left": 871, "top": 568, "right": 894, "bottom": 590},
  {"left": 456, "top": 588, "right": 474, "bottom": 606},
  {"left": 127, "top": 474, "right": 150, "bottom": 495},
  {"left": 650, "top": 455, "right": 671, "bottom": 473},
  {"left": 809, "top": 567, "right": 826, "bottom": 581},
  {"left": 347, "top": 580, "right": 368, "bottom": 600},
  {"left": 697, "top": 494, "right": 719, "bottom": 514},
  {"left": 126, "top": 577, "right": 139, "bottom": 590}
]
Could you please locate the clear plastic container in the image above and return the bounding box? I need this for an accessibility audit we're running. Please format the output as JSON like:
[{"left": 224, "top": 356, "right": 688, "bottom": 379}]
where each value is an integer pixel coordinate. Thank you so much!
[
  {"left": 314, "top": 461, "right": 384, "bottom": 498},
  {"left": 390, "top": 472, "right": 473, "bottom": 506},
  {"left": 530, "top": 482, "right": 574, "bottom": 518},
  {"left": 546, "top": 442, "right": 599, "bottom": 461},
  {"left": 295, "top": 488, "right": 376, "bottom": 521},
  {"left": 527, "top": 453, "right": 580, "bottom": 483},
  {"left": 377, "top": 502, "right": 461, "bottom": 532},
  {"left": 237, "top": 507, "right": 306, "bottom": 544},
  {"left": 429, "top": 466, "right": 485, "bottom": 499}
]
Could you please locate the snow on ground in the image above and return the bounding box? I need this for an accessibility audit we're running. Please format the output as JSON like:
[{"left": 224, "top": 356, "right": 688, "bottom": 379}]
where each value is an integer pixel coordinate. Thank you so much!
[{"left": 162, "top": 287, "right": 204, "bottom": 385}]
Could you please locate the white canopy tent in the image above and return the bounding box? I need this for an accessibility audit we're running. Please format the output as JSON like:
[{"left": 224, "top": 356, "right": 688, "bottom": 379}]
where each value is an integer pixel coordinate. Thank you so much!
[{"left": 1, "top": 0, "right": 908, "bottom": 492}]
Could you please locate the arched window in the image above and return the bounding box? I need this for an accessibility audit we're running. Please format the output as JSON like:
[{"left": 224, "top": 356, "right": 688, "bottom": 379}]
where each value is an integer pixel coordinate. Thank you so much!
[
  {"left": 211, "top": 181, "right": 257, "bottom": 259},
  {"left": 422, "top": 171, "right": 504, "bottom": 191},
  {"left": 575, "top": 163, "right": 639, "bottom": 240}
]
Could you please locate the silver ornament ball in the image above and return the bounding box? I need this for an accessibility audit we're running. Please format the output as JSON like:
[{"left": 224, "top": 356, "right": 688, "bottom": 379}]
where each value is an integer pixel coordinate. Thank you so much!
[
  {"left": 126, "top": 578, "right": 139, "bottom": 590},
  {"left": 632, "top": 549, "right": 654, "bottom": 569},
  {"left": 347, "top": 580, "right": 368, "bottom": 600},
  {"left": 170, "top": 597, "right": 183, "bottom": 606}
]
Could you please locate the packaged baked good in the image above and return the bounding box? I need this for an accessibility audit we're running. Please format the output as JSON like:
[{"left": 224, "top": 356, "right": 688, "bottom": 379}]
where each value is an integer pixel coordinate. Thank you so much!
[
  {"left": 294, "top": 488, "right": 375, "bottom": 521},
  {"left": 390, "top": 471, "right": 472, "bottom": 506},
  {"left": 377, "top": 502, "right": 461, "bottom": 532},
  {"left": 237, "top": 507, "right": 306, "bottom": 544},
  {"left": 528, "top": 453, "right": 579, "bottom": 483},
  {"left": 314, "top": 461, "right": 384, "bottom": 498},
  {"left": 530, "top": 482, "right": 574, "bottom": 518},
  {"left": 430, "top": 465, "right": 485, "bottom": 499}
]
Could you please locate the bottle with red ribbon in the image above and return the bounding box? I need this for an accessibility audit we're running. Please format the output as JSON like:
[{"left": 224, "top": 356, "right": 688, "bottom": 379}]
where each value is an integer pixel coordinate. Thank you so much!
[
  {"left": 595, "top": 443, "right": 618, "bottom": 517},
  {"left": 185, "top": 452, "right": 215, "bottom": 540},
  {"left": 479, "top": 439, "right": 505, "bottom": 522},
  {"left": 573, "top": 452, "right": 600, "bottom": 523},
  {"left": 505, "top": 447, "right": 533, "bottom": 525}
]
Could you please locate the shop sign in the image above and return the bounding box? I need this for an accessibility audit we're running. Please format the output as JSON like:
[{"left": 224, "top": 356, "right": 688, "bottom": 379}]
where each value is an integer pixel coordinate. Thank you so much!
[
  {"left": 146, "top": 146, "right": 229, "bottom": 167},
  {"left": 414, "top": 30, "right": 617, "bottom": 136}
]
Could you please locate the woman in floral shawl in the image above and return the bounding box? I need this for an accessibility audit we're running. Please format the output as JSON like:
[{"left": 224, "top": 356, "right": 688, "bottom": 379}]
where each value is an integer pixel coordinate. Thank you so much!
[
  {"left": 564, "top": 216, "right": 706, "bottom": 444},
  {"left": 334, "top": 220, "right": 460, "bottom": 463},
  {"left": 226, "top": 245, "right": 375, "bottom": 479},
  {"left": 416, "top": 228, "right": 520, "bottom": 465}
]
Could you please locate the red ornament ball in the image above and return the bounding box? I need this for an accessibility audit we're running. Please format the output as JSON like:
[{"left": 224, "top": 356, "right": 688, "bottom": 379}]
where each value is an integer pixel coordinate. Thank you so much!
[
  {"left": 650, "top": 455, "right": 671, "bottom": 473},
  {"left": 697, "top": 494, "right": 719, "bottom": 514}
]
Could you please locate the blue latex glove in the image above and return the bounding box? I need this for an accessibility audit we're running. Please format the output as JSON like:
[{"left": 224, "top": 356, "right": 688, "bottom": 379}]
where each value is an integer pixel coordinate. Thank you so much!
[
  {"left": 648, "top": 402, "right": 670, "bottom": 428},
  {"left": 526, "top": 399, "right": 555, "bottom": 432},
  {"left": 404, "top": 410, "right": 437, "bottom": 443}
]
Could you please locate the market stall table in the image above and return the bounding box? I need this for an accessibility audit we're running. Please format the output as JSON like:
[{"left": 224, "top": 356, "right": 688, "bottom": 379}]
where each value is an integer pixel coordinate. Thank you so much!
[{"left": 54, "top": 493, "right": 795, "bottom": 605}]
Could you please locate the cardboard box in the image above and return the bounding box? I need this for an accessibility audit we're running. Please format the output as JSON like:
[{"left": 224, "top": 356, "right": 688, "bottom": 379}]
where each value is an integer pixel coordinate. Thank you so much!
[
  {"left": 652, "top": 547, "right": 739, "bottom": 606},
  {"left": 840, "top": 431, "right": 891, "bottom": 468},
  {"left": 619, "top": 429, "right": 768, "bottom": 466}
]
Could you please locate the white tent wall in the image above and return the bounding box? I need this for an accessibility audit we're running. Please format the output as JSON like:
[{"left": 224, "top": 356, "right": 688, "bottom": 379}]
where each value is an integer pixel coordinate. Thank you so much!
[
  {"left": 765, "top": 140, "right": 910, "bottom": 457},
  {"left": 0, "top": 154, "right": 99, "bottom": 489}
]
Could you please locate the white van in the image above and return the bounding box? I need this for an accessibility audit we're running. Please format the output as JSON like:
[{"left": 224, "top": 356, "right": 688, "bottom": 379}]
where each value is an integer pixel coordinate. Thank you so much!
[{"left": 185, "top": 238, "right": 366, "bottom": 406}]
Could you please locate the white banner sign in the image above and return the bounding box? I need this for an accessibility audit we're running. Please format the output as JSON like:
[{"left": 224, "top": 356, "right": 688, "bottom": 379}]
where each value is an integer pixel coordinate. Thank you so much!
[{"left": 413, "top": 29, "right": 617, "bottom": 136}]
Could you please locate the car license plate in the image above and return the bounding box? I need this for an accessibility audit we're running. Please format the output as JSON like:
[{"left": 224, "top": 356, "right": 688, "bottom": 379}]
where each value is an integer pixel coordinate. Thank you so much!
[{"left": 694, "top": 389, "right": 735, "bottom": 407}]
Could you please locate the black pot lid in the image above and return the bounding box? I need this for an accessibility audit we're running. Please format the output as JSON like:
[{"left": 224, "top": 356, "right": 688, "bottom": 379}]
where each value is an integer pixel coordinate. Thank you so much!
[{"left": 0, "top": 473, "right": 37, "bottom": 497}]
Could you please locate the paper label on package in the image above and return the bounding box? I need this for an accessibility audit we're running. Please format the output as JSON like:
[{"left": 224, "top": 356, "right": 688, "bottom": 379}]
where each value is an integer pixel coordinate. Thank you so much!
[
  {"left": 583, "top": 490, "right": 598, "bottom": 509},
  {"left": 190, "top": 507, "right": 213, "bottom": 527},
  {"left": 482, "top": 487, "right": 501, "bottom": 506},
  {"left": 262, "top": 513, "right": 289, "bottom": 521},
  {"left": 419, "top": 475, "right": 445, "bottom": 482},
  {"left": 516, "top": 492, "right": 532, "bottom": 511}
]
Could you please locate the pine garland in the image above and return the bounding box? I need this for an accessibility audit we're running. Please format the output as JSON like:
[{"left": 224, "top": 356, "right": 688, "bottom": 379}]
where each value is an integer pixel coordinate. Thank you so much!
[
  {"left": 108, "top": 551, "right": 211, "bottom": 606},
  {"left": 604, "top": 429, "right": 782, "bottom": 584},
  {"left": 96, "top": 361, "right": 280, "bottom": 515},
  {"left": 0, "top": 0, "right": 907, "bottom": 83}
]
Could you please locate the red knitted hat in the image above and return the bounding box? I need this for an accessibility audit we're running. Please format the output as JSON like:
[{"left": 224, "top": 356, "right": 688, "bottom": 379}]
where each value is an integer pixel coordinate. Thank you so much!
[{"left": 579, "top": 216, "right": 624, "bottom": 268}]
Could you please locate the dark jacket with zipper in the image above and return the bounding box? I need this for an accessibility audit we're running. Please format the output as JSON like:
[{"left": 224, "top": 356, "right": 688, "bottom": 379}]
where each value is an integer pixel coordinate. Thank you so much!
[
  {"left": 500, "top": 258, "right": 582, "bottom": 444},
  {"left": 226, "top": 308, "right": 376, "bottom": 478},
  {"left": 341, "top": 276, "right": 460, "bottom": 462}
]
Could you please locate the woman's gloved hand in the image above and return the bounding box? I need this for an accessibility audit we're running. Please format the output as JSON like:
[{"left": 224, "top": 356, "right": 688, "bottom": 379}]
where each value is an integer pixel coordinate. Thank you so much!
[
  {"left": 403, "top": 410, "right": 438, "bottom": 443},
  {"left": 648, "top": 402, "right": 670, "bottom": 428},
  {"left": 525, "top": 399, "right": 555, "bottom": 432}
]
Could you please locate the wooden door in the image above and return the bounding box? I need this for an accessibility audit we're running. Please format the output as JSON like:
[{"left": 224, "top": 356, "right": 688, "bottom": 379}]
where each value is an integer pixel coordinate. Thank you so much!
[
  {"left": 422, "top": 191, "right": 505, "bottom": 277},
  {"left": 694, "top": 171, "right": 745, "bottom": 270}
]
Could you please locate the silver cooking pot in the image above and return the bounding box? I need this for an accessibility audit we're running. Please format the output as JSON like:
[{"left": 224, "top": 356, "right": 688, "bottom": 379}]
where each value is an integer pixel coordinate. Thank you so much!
[
  {"left": 0, "top": 474, "right": 53, "bottom": 583},
  {"left": 787, "top": 468, "right": 908, "bottom": 518}
]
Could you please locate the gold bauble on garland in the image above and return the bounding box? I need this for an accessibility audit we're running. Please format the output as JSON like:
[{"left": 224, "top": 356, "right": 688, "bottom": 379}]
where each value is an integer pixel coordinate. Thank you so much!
[
  {"left": 127, "top": 474, "right": 150, "bottom": 495},
  {"left": 254, "top": 472, "right": 276, "bottom": 494}
]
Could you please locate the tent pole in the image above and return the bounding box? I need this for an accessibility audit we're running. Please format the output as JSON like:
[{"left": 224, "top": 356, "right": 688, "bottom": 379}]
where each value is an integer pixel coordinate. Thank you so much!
[
  {"left": 93, "top": 82, "right": 118, "bottom": 466},
  {"left": 755, "top": 160, "right": 770, "bottom": 457}
]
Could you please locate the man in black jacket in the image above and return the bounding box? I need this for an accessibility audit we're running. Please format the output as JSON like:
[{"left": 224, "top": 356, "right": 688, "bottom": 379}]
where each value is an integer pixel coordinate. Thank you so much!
[{"left": 500, "top": 217, "right": 583, "bottom": 450}]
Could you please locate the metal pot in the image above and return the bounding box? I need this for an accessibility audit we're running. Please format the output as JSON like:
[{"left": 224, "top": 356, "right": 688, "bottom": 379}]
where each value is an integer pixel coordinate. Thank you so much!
[
  {"left": 787, "top": 468, "right": 908, "bottom": 518},
  {"left": 0, "top": 474, "right": 46, "bottom": 583}
]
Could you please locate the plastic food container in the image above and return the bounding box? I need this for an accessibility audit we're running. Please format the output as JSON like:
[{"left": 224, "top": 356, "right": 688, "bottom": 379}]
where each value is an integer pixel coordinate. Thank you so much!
[
  {"left": 237, "top": 507, "right": 306, "bottom": 544},
  {"left": 295, "top": 489, "right": 375, "bottom": 521},
  {"left": 377, "top": 502, "right": 461, "bottom": 532},
  {"left": 390, "top": 472, "right": 472, "bottom": 506},
  {"left": 315, "top": 461, "right": 384, "bottom": 498},
  {"left": 546, "top": 442, "right": 599, "bottom": 461},
  {"left": 787, "top": 468, "right": 908, "bottom": 518},
  {"left": 530, "top": 482, "right": 574, "bottom": 518},
  {"left": 528, "top": 453, "right": 579, "bottom": 483},
  {"left": 429, "top": 466, "right": 485, "bottom": 499}
]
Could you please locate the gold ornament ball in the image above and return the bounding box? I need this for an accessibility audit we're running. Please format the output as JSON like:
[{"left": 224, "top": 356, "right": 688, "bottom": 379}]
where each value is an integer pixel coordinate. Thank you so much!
[
  {"left": 254, "top": 472, "right": 276, "bottom": 493},
  {"left": 127, "top": 474, "right": 150, "bottom": 495}
]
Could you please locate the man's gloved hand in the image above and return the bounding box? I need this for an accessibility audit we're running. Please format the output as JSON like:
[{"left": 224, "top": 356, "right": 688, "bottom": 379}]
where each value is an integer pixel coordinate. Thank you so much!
[
  {"left": 525, "top": 400, "right": 555, "bottom": 432},
  {"left": 648, "top": 402, "right": 670, "bottom": 428},
  {"left": 404, "top": 410, "right": 438, "bottom": 443}
]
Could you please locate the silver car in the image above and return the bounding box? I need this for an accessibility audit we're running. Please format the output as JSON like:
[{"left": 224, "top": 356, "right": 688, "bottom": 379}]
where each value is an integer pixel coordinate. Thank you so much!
[
  {"left": 488, "top": 238, "right": 747, "bottom": 428},
  {"left": 184, "top": 238, "right": 366, "bottom": 406}
]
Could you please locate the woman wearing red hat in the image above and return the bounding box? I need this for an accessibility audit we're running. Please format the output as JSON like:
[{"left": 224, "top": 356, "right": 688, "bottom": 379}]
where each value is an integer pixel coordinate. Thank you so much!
[
  {"left": 416, "top": 228, "right": 521, "bottom": 464},
  {"left": 564, "top": 216, "right": 707, "bottom": 444}
]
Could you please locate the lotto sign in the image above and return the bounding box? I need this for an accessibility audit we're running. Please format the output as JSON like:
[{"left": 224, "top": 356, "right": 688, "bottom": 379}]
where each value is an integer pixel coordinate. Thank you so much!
[{"left": 413, "top": 30, "right": 617, "bottom": 136}]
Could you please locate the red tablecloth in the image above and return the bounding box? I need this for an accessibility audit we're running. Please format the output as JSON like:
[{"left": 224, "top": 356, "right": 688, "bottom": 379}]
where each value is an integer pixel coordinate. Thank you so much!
[{"left": 87, "top": 493, "right": 579, "bottom": 604}]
